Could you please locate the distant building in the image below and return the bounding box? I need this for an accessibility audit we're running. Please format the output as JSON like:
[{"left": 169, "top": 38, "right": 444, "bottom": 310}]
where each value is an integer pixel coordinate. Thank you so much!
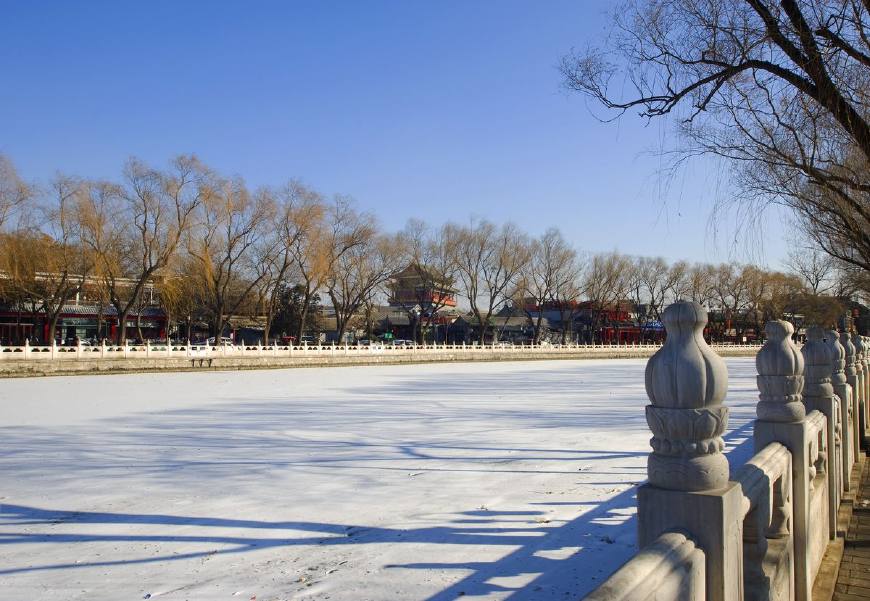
[
  {"left": 388, "top": 264, "right": 457, "bottom": 311},
  {"left": 0, "top": 303, "right": 167, "bottom": 345}
]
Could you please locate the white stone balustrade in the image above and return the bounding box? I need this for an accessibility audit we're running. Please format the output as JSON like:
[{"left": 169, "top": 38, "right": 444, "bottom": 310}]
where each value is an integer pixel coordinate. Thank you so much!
[
  {"left": 0, "top": 340, "right": 763, "bottom": 365},
  {"left": 637, "top": 301, "right": 742, "bottom": 601},
  {"left": 854, "top": 333, "right": 868, "bottom": 441},
  {"left": 585, "top": 308, "right": 849, "bottom": 601},
  {"left": 802, "top": 326, "right": 841, "bottom": 535},
  {"left": 827, "top": 329, "right": 855, "bottom": 491},
  {"left": 842, "top": 333, "right": 859, "bottom": 439},
  {"left": 584, "top": 533, "right": 705, "bottom": 601}
]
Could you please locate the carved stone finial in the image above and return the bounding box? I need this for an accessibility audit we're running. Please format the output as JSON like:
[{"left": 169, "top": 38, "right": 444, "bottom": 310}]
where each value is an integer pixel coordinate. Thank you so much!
[
  {"left": 644, "top": 301, "right": 729, "bottom": 491},
  {"left": 756, "top": 320, "right": 805, "bottom": 422},
  {"left": 841, "top": 332, "right": 856, "bottom": 377},
  {"left": 802, "top": 327, "right": 834, "bottom": 407},
  {"left": 827, "top": 330, "right": 847, "bottom": 386},
  {"left": 853, "top": 333, "right": 865, "bottom": 362}
]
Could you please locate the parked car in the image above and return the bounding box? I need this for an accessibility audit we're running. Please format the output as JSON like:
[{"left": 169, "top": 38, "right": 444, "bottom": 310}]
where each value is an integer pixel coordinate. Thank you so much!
[{"left": 207, "top": 336, "right": 234, "bottom": 345}]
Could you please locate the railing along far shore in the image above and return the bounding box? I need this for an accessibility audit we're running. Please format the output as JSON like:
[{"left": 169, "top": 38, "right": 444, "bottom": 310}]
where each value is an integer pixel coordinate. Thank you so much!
[{"left": 0, "top": 339, "right": 764, "bottom": 362}]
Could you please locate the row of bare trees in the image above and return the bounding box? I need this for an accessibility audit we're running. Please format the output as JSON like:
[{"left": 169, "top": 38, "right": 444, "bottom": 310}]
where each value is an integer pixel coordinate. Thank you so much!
[
  {"left": 0, "top": 154, "right": 403, "bottom": 343},
  {"left": 0, "top": 153, "right": 863, "bottom": 345},
  {"left": 396, "top": 220, "right": 861, "bottom": 344}
]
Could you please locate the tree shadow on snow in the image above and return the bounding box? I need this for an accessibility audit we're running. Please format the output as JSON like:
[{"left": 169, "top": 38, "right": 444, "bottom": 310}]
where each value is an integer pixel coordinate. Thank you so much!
[
  {"left": 0, "top": 358, "right": 758, "bottom": 598},
  {"left": 0, "top": 422, "right": 754, "bottom": 600}
]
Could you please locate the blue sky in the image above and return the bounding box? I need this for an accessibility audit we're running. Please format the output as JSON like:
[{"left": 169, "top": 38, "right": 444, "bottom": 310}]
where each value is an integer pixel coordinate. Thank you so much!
[{"left": 0, "top": 0, "right": 791, "bottom": 266}]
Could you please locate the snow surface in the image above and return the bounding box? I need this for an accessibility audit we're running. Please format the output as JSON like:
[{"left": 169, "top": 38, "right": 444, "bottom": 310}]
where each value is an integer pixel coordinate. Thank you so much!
[{"left": 0, "top": 358, "right": 759, "bottom": 601}]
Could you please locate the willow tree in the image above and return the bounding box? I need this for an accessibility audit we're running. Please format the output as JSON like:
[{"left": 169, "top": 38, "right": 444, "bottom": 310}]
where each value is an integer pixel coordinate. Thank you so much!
[{"left": 0, "top": 154, "right": 34, "bottom": 231}]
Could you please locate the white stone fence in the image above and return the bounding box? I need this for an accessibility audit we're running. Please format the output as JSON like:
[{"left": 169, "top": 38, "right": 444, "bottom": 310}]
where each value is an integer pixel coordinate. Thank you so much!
[
  {"left": 0, "top": 340, "right": 763, "bottom": 362},
  {"left": 585, "top": 302, "right": 870, "bottom": 601}
]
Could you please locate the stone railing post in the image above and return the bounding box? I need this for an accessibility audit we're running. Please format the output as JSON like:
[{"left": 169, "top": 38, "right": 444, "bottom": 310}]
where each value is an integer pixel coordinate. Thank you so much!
[
  {"left": 865, "top": 336, "right": 870, "bottom": 414},
  {"left": 842, "top": 332, "right": 860, "bottom": 449},
  {"left": 828, "top": 329, "right": 855, "bottom": 490},
  {"left": 802, "top": 326, "right": 840, "bottom": 536},
  {"left": 854, "top": 333, "right": 867, "bottom": 442},
  {"left": 865, "top": 336, "right": 870, "bottom": 413},
  {"left": 755, "top": 320, "right": 812, "bottom": 601},
  {"left": 638, "top": 301, "right": 742, "bottom": 601}
]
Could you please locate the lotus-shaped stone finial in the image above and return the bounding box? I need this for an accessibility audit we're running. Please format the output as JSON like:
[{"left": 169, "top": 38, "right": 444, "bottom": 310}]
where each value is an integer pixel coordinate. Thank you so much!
[
  {"left": 645, "top": 301, "right": 727, "bottom": 410},
  {"left": 756, "top": 320, "right": 804, "bottom": 422},
  {"left": 644, "top": 301, "right": 729, "bottom": 492}
]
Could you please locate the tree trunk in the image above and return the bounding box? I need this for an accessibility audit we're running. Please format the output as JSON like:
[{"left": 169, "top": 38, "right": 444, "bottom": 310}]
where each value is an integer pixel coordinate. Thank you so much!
[
  {"left": 263, "top": 314, "right": 272, "bottom": 345},
  {"left": 136, "top": 311, "right": 144, "bottom": 343},
  {"left": 297, "top": 291, "right": 313, "bottom": 342},
  {"left": 48, "top": 311, "right": 61, "bottom": 344},
  {"left": 117, "top": 307, "right": 130, "bottom": 343},
  {"left": 164, "top": 308, "right": 172, "bottom": 343},
  {"left": 15, "top": 305, "right": 22, "bottom": 345},
  {"left": 214, "top": 312, "right": 225, "bottom": 343},
  {"left": 97, "top": 305, "right": 105, "bottom": 342}
]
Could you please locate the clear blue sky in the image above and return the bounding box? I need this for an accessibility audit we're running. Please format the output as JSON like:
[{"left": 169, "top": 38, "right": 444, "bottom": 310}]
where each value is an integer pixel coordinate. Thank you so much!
[{"left": 0, "top": 0, "right": 791, "bottom": 267}]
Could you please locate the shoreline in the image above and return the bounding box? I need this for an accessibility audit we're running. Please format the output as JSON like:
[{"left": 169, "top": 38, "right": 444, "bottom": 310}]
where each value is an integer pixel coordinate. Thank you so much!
[{"left": 0, "top": 346, "right": 758, "bottom": 378}]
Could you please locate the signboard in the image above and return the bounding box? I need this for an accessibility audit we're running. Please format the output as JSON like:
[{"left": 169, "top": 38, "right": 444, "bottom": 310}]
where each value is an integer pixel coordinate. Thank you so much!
[
  {"left": 60, "top": 317, "right": 96, "bottom": 326},
  {"left": 125, "top": 320, "right": 160, "bottom": 328}
]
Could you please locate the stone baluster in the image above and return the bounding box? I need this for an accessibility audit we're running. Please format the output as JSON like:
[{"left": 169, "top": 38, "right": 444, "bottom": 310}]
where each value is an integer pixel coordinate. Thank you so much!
[
  {"left": 865, "top": 336, "right": 870, "bottom": 411},
  {"left": 755, "top": 320, "right": 812, "bottom": 601},
  {"left": 854, "top": 333, "right": 867, "bottom": 442},
  {"left": 842, "top": 333, "right": 860, "bottom": 450},
  {"left": 802, "top": 326, "right": 839, "bottom": 536},
  {"left": 828, "top": 330, "right": 855, "bottom": 490},
  {"left": 638, "top": 301, "right": 742, "bottom": 601}
]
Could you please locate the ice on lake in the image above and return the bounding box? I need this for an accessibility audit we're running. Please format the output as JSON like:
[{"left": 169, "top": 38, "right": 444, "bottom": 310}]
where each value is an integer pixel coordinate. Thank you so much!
[{"left": 0, "top": 358, "right": 759, "bottom": 600}]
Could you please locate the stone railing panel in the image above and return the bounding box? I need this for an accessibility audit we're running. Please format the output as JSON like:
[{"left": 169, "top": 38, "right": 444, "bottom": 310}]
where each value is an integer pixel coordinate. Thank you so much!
[{"left": 584, "top": 532, "right": 705, "bottom": 601}]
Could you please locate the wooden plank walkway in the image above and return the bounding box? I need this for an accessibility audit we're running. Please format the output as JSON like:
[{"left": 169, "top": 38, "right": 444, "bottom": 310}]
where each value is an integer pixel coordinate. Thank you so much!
[{"left": 835, "top": 456, "right": 870, "bottom": 600}]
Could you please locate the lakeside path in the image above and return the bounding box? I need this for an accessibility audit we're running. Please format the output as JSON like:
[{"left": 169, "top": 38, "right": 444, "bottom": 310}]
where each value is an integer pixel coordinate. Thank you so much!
[{"left": 0, "top": 358, "right": 759, "bottom": 600}]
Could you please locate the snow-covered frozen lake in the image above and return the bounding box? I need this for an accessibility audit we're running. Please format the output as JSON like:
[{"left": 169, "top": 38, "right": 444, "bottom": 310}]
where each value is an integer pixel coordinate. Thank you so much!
[{"left": 0, "top": 358, "right": 759, "bottom": 601}]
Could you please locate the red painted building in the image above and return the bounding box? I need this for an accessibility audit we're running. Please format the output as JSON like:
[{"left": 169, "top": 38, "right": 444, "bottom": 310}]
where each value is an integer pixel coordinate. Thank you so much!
[{"left": 0, "top": 304, "right": 167, "bottom": 344}]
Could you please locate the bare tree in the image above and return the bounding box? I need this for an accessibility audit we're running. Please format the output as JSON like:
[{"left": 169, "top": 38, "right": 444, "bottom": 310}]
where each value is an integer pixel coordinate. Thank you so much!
[
  {"left": 832, "top": 259, "right": 870, "bottom": 302},
  {"left": 285, "top": 192, "right": 331, "bottom": 342},
  {"left": 187, "top": 176, "right": 272, "bottom": 340},
  {"left": 392, "top": 220, "right": 459, "bottom": 343},
  {"left": 79, "top": 156, "right": 208, "bottom": 342},
  {"left": 583, "top": 252, "right": 633, "bottom": 343},
  {"left": 550, "top": 253, "right": 585, "bottom": 344},
  {"left": 785, "top": 245, "right": 836, "bottom": 294},
  {"left": 516, "top": 228, "right": 577, "bottom": 343},
  {"left": 710, "top": 264, "right": 754, "bottom": 340},
  {"left": 0, "top": 177, "right": 92, "bottom": 342},
  {"left": 629, "top": 256, "right": 683, "bottom": 339},
  {"left": 0, "top": 154, "right": 34, "bottom": 231},
  {"left": 677, "top": 263, "right": 717, "bottom": 306},
  {"left": 250, "top": 182, "right": 326, "bottom": 344},
  {"left": 562, "top": 0, "right": 870, "bottom": 270},
  {"left": 450, "top": 220, "right": 530, "bottom": 344},
  {"left": 326, "top": 222, "right": 401, "bottom": 342}
]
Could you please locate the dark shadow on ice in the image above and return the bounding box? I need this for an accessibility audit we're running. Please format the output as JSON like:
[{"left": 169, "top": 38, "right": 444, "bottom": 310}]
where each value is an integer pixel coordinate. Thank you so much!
[{"left": 0, "top": 497, "right": 633, "bottom": 589}]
